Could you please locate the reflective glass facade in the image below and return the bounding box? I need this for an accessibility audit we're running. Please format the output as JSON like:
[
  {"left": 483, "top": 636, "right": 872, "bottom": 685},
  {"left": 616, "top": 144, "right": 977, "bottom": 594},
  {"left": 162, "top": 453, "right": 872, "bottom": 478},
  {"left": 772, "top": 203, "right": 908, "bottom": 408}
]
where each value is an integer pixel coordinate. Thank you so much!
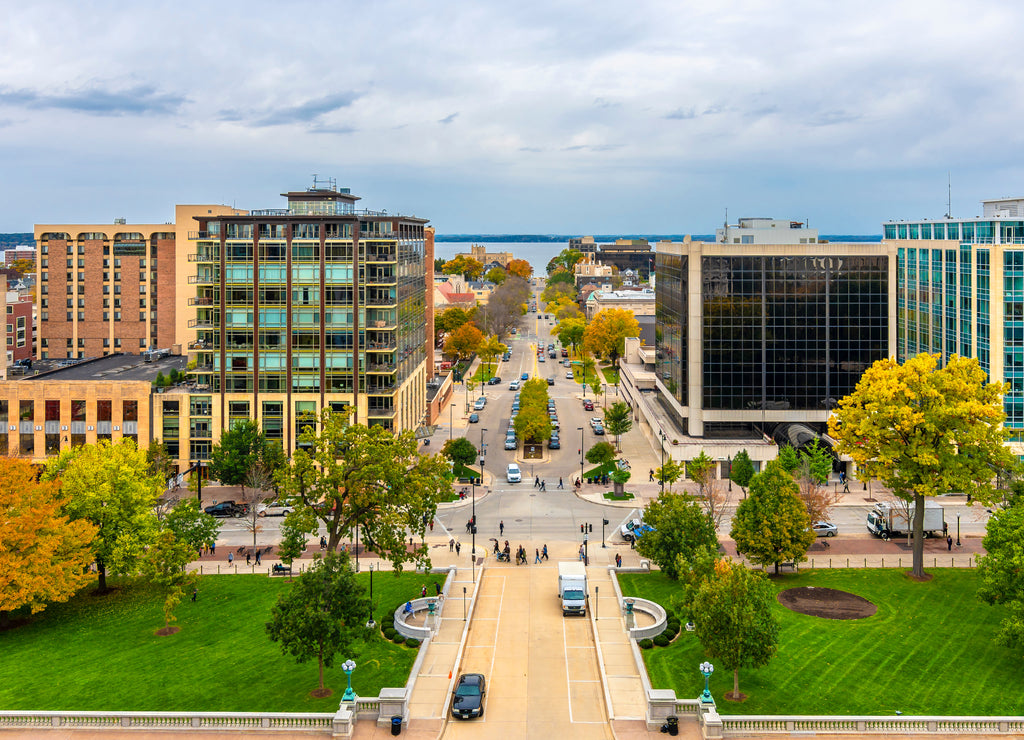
[
  {"left": 654, "top": 251, "right": 686, "bottom": 404},
  {"left": 700, "top": 256, "right": 887, "bottom": 411}
]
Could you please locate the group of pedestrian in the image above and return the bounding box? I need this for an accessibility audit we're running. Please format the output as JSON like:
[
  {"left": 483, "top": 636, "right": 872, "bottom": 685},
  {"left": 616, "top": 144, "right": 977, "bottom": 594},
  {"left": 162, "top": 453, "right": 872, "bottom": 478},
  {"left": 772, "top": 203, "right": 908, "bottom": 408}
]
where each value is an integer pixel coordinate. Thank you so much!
[
  {"left": 515, "top": 545, "right": 528, "bottom": 565},
  {"left": 244, "top": 550, "right": 263, "bottom": 566},
  {"left": 533, "top": 477, "right": 547, "bottom": 491},
  {"left": 615, "top": 552, "right": 622, "bottom": 568},
  {"left": 448, "top": 538, "right": 463, "bottom": 555},
  {"left": 197, "top": 542, "right": 216, "bottom": 559}
]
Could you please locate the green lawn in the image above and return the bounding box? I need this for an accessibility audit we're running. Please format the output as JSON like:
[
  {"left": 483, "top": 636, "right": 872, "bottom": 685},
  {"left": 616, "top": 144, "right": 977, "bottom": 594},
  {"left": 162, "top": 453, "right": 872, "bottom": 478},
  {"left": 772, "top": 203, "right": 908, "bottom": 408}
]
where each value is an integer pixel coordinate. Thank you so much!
[
  {"left": 0, "top": 571, "right": 427, "bottom": 712},
  {"left": 472, "top": 362, "right": 498, "bottom": 382},
  {"left": 603, "top": 491, "right": 635, "bottom": 501},
  {"left": 601, "top": 367, "right": 619, "bottom": 385},
  {"left": 618, "top": 569, "right": 1020, "bottom": 716}
]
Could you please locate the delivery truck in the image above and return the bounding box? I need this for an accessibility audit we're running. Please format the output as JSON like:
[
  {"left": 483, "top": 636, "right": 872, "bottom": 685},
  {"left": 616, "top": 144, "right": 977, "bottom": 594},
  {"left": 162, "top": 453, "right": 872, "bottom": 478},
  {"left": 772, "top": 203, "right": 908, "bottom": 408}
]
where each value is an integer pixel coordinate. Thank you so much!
[
  {"left": 557, "top": 561, "right": 588, "bottom": 617},
  {"left": 866, "top": 500, "right": 945, "bottom": 540}
]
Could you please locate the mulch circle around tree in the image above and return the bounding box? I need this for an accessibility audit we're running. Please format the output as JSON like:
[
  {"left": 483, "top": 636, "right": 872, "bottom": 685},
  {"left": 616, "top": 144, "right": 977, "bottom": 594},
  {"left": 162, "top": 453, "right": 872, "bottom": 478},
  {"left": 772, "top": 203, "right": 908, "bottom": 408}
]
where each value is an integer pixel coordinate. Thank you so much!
[
  {"left": 155, "top": 626, "right": 181, "bottom": 636},
  {"left": 777, "top": 587, "right": 877, "bottom": 620}
]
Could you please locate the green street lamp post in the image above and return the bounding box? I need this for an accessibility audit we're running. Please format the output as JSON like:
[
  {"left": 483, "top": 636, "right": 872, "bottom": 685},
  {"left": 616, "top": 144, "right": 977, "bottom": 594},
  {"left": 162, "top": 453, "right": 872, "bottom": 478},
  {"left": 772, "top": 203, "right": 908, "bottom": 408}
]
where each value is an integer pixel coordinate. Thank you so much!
[
  {"left": 341, "top": 660, "right": 357, "bottom": 702},
  {"left": 699, "top": 661, "right": 714, "bottom": 703}
]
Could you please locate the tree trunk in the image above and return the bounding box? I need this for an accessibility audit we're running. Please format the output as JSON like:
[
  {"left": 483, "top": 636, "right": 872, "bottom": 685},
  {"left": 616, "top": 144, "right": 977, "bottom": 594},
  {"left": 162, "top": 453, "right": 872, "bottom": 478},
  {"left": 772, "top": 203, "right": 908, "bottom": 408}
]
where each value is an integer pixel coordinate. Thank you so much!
[
  {"left": 97, "top": 562, "right": 108, "bottom": 593},
  {"left": 912, "top": 492, "right": 926, "bottom": 578},
  {"left": 774, "top": 561, "right": 779, "bottom": 575},
  {"left": 733, "top": 668, "right": 740, "bottom": 698},
  {"left": 614, "top": 479, "right": 624, "bottom": 496},
  {"left": 318, "top": 649, "right": 325, "bottom": 690}
]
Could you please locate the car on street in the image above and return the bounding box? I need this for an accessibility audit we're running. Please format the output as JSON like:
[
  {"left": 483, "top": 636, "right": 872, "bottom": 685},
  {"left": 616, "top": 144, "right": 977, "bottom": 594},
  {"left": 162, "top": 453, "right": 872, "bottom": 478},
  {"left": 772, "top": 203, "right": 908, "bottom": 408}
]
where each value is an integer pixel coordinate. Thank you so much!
[
  {"left": 538, "top": 355, "right": 545, "bottom": 362},
  {"left": 473, "top": 398, "right": 486, "bottom": 410},
  {"left": 451, "top": 673, "right": 486, "bottom": 720},
  {"left": 504, "top": 437, "right": 517, "bottom": 450},
  {"left": 590, "top": 417, "right": 603, "bottom": 428},
  {"left": 521, "top": 372, "right": 530, "bottom": 380},
  {"left": 812, "top": 521, "right": 839, "bottom": 537},
  {"left": 562, "top": 359, "right": 571, "bottom": 366},
  {"left": 547, "top": 377, "right": 555, "bottom": 385},
  {"left": 548, "top": 437, "right": 560, "bottom": 449},
  {"left": 593, "top": 424, "right": 605, "bottom": 435},
  {"left": 509, "top": 380, "right": 521, "bottom": 390},
  {"left": 468, "top": 413, "right": 480, "bottom": 423},
  {"left": 561, "top": 349, "right": 569, "bottom": 357},
  {"left": 257, "top": 502, "right": 293, "bottom": 517},
  {"left": 506, "top": 463, "right": 522, "bottom": 483},
  {"left": 204, "top": 501, "right": 242, "bottom": 518},
  {"left": 488, "top": 376, "right": 502, "bottom": 385},
  {"left": 583, "top": 400, "right": 594, "bottom": 411},
  {"left": 565, "top": 371, "right": 574, "bottom": 379},
  {"left": 503, "top": 352, "right": 511, "bottom": 361}
]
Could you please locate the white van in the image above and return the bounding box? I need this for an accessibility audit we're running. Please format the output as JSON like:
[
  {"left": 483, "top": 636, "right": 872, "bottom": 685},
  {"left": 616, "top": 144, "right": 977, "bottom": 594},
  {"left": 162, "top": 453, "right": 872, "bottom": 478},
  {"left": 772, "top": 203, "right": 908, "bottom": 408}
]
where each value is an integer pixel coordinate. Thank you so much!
[{"left": 506, "top": 463, "right": 522, "bottom": 483}]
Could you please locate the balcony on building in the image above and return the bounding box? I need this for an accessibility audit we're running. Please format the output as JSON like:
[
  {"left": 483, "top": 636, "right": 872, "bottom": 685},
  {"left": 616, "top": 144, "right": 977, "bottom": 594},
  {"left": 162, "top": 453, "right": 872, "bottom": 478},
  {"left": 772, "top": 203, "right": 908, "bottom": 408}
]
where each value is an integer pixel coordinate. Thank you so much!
[{"left": 365, "top": 246, "right": 397, "bottom": 263}]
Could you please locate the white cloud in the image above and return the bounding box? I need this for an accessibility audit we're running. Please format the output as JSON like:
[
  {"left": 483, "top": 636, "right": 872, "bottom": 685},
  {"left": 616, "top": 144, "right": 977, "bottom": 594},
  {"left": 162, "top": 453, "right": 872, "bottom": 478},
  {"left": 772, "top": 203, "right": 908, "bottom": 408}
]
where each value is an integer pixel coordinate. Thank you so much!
[{"left": 2, "top": 0, "right": 1024, "bottom": 232}]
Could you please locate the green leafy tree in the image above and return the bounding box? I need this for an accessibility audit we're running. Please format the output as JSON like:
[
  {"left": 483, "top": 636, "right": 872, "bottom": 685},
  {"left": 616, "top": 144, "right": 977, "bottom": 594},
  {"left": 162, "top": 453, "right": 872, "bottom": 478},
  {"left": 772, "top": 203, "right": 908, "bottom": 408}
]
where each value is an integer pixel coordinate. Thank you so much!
[
  {"left": 0, "top": 458, "right": 96, "bottom": 624},
  {"left": 477, "top": 335, "right": 507, "bottom": 379},
  {"left": 164, "top": 499, "right": 221, "bottom": 554},
  {"left": 796, "top": 440, "right": 839, "bottom": 523},
  {"left": 828, "top": 353, "right": 1016, "bottom": 578},
  {"left": 514, "top": 379, "right": 552, "bottom": 444},
  {"left": 691, "top": 559, "right": 779, "bottom": 701},
  {"left": 266, "top": 551, "right": 369, "bottom": 696},
  {"left": 635, "top": 492, "right": 718, "bottom": 580},
  {"left": 603, "top": 401, "right": 633, "bottom": 452},
  {"left": 555, "top": 317, "right": 586, "bottom": 356},
  {"left": 729, "top": 450, "right": 755, "bottom": 493},
  {"left": 730, "top": 460, "right": 815, "bottom": 574},
  {"left": 442, "top": 437, "right": 478, "bottom": 468},
  {"left": 541, "top": 279, "right": 577, "bottom": 306},
  {"left": 547, "top": 268, "right": 575, "bottom": 287},
  {"left": 546, "top": 248, "right": 584, "bottom": 275},
  {"left": 655, "top": 458, "right": 684, "bottom": 493},
  {"left": 278, "top": 510, "right": 316, "bottom": 574},
  {"left": 275, "top": 409, "right": 452, "bottom": 568},
  {"left": 977, "top": 500, "right": 1024, "bottom": 652},
  {"left": 208, "top": 420, "right": 283, "bottom": 501},
  {"left": 776, "top": 444, "right": 800, "bottom": 473},
  {"left": 43, "top": 439, "right": 161, "bottom": 592},
  {"left": 484, "top": 267, "right": 507, "bottom": 285},
  {"left": 141, "top": 529, "right": 199, "bottom": 633},
  {"left": 435, "top": 307, "right": 473, "bottom": 341},
  {"left": 585, "top": 441, "right": 616, "bottom": 470}
]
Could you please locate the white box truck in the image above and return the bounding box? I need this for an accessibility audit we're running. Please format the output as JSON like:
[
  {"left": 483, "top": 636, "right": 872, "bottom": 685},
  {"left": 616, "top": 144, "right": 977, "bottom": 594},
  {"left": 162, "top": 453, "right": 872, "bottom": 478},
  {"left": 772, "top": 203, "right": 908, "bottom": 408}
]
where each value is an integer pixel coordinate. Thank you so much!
[
  {"left": 557, "top": 561, "right": 588, "bottom": 617},
  {"left": 866, "top": 500, "right": 945, "bottom": 540}
]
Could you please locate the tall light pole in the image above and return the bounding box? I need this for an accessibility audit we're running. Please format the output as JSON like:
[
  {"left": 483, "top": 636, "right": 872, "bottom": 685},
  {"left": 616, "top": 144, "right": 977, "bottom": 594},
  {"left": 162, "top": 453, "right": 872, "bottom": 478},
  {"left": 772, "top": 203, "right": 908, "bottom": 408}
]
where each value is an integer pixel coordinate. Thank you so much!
[
  {"left": 727, "top": 455, "right": 732, "bottom": 491},
  {"left": 956, "top": 512, "right": 961, "bottom": 547},
  {"left": 659, "top": 430, "right": 666, "bottom": 494},
  {"left": 449, "top": 403, "right": 455, "bottom": 442},
  {"left": 578, "top": 426, "right": 585, "bottom": 484},
  {"left": 366, "top": 563, "right": 375, "bottom": 628}
]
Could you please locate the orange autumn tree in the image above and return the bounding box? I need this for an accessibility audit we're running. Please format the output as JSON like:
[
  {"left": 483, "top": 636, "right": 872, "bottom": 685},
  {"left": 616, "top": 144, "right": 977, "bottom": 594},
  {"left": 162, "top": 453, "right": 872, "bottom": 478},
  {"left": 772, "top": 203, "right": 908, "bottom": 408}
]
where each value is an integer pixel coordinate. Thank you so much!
[{"left": 0, "top": 458, "right": 96, "bottom": 623}]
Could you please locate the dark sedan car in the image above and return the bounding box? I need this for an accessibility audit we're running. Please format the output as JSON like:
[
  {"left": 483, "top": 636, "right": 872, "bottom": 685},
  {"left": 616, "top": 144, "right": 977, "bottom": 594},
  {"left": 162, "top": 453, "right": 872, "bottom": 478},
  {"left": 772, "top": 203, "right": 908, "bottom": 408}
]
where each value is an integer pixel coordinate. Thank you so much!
[
  {"left": 451, "top": 673, "right": 486, "bottom": 719},
  {"left": 204, "top": 501, "right": 241, "bottom": 517},
  {"left": 488, "top": 376, "right": 502, "bottom": 385}
]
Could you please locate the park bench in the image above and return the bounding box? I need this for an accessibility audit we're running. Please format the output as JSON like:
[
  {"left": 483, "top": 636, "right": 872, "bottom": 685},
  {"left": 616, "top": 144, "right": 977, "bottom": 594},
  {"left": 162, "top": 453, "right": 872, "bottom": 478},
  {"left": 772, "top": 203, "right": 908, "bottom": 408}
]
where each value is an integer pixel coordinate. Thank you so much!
[{"left": 271, "top": 563, "right": 292, "bottom": 576}]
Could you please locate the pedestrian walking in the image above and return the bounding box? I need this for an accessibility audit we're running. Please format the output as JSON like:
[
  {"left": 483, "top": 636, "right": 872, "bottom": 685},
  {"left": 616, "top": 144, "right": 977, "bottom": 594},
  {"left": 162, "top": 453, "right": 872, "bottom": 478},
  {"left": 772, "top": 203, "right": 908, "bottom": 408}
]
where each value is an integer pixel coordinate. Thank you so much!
[
  {"left": 255, "top": 550, "right": 261, "bottom": 565},
  {"left": 210, "top": 542, "right": 216, "bottom": 555},
  {"left": 455, "top": 541, "right": 461, "bottom": 556},
  {"left": 542, "top": 544, "right": 548, "bottom": 560},
  {"left": 947, "top": 535, "right": 953, "bottom": 551},
  {"left": 191, "top": 586, "right": 197, "bottom": 602},
  {"left": 434, "top": 581, "right": 442, "bottom": 596},
  {"left": 615, "top": 553, "right": 622, "bottom": 568},
  {"left": 429, "top": 520, "right": 434, "bottom": 532},
  {"left": 421, "top": 584, "right": 428, "bottom": 598},
  {"left": 449, "top": 538, "right": 455, "bottom": 552},
  {"left": 535, "top": 548, "right": 541, "bottom": 564},
  {"left": 500, "top": 520, "right": 504, "bottom": 536},
  {"left": 535, "top": 476, "right": 540, "bottom": 488},
  {"left": 228, "top": 552, "right": 234, "bottom": 565},
  {"left": 558, "top": 477, "right": 564, "bottom": 489},
  {"left": 578, "top": 544, "right": 584, "bottom": 561},
  {"left": 246, "top": 551, "right": 251, "bottom": 566},
  {"left": 540, "top": 480, "right": 546, "bottom": 491},
  {"left": 649, "top": 469, "right": 655, "bottom": 482}
]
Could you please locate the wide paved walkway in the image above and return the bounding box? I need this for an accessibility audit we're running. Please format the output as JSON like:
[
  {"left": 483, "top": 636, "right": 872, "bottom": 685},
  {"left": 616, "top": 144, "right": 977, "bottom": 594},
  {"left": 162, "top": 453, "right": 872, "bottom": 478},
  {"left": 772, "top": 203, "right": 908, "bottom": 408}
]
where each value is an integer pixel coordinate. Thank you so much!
[{"left": 440, "top": 560, "right": 613, "bottom": 739}]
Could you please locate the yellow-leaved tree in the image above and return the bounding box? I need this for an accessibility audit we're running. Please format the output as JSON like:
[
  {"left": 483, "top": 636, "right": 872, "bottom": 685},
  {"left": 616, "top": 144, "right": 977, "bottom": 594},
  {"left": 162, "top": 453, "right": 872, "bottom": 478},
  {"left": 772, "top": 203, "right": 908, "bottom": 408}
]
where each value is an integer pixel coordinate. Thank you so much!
[
  {"left": 583, "top": 308, "right": 640, "bottom": 366},
  {"left": 0, "top": 458, "right": 97, "bottom": 624},
  {"left": 828, "top": 353, "right": 1016, "bottom": 578}
]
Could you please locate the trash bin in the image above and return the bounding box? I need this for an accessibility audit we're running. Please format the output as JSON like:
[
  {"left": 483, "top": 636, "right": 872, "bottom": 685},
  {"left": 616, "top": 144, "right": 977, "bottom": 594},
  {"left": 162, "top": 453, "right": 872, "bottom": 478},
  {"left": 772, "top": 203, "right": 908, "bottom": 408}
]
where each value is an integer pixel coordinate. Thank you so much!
[
  {"left": 666, "top": 716, "right": 678, "bottom": 736},
  {"left": 391, "top": 715, "right": 402, "bottom": 735}
]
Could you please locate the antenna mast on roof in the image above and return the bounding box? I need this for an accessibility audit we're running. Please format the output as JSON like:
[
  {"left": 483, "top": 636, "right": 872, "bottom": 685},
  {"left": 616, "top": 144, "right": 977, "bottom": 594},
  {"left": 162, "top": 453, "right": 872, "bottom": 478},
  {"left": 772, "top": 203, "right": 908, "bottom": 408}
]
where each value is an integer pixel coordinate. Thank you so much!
[
  {"left": 945, "top": 172, "right": 952, "bottom": 219},
  {"left": 723, "top": 208, "right": 728, "bottom": 243}
]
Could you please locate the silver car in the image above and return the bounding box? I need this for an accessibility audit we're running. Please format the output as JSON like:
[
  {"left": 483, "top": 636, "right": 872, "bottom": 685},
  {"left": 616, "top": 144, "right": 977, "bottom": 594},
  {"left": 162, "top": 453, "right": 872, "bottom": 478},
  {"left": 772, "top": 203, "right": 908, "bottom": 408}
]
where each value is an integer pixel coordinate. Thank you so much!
[{"left": 812, "top": 521, "right": 838, "bottom": 537}]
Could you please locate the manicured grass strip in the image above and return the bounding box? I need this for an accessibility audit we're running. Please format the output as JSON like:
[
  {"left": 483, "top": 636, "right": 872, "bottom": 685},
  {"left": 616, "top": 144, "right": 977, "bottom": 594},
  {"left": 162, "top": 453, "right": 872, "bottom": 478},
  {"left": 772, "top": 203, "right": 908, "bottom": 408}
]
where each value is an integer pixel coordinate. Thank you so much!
[
  {"left": 601, "top": 367, "right": 619, "bottom": 384},
  {"left": 603, "top": 491, "right": 635, "bottom": 500},
  {"left": 618, "top": 569, "right": 1019, "bottom": 716},
  {"left": 0, "top": 571, "right": 426, "bottom": 712}
]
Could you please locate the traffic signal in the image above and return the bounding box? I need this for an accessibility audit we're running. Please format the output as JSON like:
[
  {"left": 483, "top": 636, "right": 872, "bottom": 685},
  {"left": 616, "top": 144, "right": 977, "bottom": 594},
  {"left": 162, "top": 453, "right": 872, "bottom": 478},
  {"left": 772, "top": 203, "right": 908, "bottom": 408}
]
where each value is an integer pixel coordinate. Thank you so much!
[
  {"left": 588, "top": 523, "right": 593, "bottom": 533},
  {"left": 603, "top": 519, "right": 609, "bottom": 526},
  {"left": 580, "top": 524, "right": 585, "bottom": 533}
]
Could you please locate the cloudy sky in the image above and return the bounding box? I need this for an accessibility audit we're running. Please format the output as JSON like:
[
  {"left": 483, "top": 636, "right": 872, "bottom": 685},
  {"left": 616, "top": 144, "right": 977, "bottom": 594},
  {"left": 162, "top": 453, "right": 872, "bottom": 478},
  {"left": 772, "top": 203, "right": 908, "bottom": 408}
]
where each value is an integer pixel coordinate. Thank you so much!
[{"left": 2, "top": 0, "right": 1023, "bottom": 234}]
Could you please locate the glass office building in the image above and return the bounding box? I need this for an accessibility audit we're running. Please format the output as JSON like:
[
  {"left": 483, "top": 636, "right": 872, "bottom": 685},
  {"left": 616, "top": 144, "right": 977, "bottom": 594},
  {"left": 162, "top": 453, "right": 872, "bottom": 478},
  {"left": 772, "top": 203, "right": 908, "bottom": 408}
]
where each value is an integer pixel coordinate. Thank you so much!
[
  {"left": 655, "top": 238, "right": 891, "bottom": 439},
  {"left": 887, "top": 196, "right": 1024, "bottom": 444}
]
